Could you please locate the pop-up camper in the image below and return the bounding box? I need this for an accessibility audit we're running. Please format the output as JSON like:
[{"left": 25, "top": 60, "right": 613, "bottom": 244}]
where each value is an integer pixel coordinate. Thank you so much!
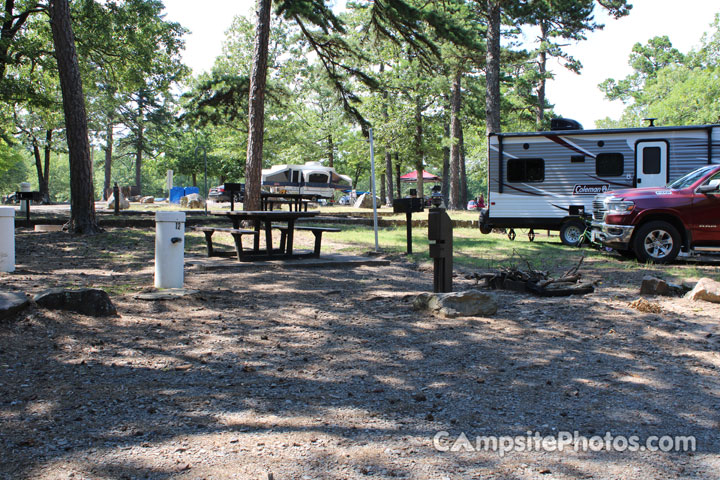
[
  {"left": 479, "top": 120, "right": 720, "bottom": 245},
  {"left": 261, "top": 161, "right": 352, "bottom": 199}
]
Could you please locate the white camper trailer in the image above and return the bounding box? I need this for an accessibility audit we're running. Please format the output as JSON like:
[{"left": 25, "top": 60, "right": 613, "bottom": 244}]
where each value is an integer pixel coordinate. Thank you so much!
[
  {"left": 479, "top": 120, "right": 720, "bottom": 245},
  {"left": 261, "top": 161, "right": 352, "bottom": 199}
]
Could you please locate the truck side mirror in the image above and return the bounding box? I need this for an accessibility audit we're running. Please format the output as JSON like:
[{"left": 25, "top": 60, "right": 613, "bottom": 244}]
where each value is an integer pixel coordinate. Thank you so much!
[{"left": 697, "top": 180, "right": 720, "bottom": 194}]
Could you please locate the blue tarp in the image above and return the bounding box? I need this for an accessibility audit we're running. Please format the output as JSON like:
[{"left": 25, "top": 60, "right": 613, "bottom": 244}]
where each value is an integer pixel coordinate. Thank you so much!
[
  {"left": 184, "top": 186, "right": 199, "bottom": 196},
  {"left": 169, "top": 186, "right": 185, "bottom": 204}
]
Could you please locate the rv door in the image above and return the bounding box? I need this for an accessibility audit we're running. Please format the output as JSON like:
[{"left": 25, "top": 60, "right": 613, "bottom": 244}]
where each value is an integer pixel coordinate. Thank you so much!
[{"left": 635, "top": 141, "right": 668, "bottom": 187}]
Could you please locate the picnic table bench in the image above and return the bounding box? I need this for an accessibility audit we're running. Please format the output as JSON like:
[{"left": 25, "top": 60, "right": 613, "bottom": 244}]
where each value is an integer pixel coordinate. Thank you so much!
[{"left": 192, "top": 226, "right": 258, "bottom": 260}]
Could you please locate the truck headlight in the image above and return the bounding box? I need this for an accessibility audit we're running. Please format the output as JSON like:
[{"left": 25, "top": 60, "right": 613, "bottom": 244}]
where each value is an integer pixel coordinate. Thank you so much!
[{"left": 605, "top": 199, "right": 635, "bottom": 215}]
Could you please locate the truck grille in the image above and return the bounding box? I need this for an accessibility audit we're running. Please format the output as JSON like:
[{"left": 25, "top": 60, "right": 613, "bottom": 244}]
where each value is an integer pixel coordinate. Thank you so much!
[{"left": 592, "top": 199, "right": 606, "bottom": 221}]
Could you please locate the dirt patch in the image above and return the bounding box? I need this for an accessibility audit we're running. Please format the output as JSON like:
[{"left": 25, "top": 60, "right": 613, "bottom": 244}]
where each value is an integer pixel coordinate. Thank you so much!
[{"left": 1, "top": 228, "right": 719, "bottom": 479}]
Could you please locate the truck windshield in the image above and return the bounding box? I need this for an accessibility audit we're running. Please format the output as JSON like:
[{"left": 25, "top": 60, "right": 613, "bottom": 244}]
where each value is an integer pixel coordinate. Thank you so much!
[{"left": 668, "top": 166, "right": 718, "bottom": 189}]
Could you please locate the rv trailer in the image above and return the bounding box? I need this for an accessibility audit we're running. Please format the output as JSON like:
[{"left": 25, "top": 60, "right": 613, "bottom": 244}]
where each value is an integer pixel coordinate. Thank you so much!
[
  {"left": 261, "top": 161, "right": 352, "bottom": 199},
  {"left": 479, "top": 120, "right": 720, "bottom": 245}
]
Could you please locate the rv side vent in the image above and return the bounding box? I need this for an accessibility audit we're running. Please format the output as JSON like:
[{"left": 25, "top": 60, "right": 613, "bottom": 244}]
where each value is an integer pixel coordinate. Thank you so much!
[{"left": 551, "top": 118, "right": 583, "bottom": 131}]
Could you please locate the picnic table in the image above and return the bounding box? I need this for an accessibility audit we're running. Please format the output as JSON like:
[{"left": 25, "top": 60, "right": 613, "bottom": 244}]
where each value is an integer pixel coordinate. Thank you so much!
[
  {"left": 260, "top": 192, "right": 312, "bottom": 212},
  {"left": 196, "top": 210, "right": 339, "bottom": 261}
]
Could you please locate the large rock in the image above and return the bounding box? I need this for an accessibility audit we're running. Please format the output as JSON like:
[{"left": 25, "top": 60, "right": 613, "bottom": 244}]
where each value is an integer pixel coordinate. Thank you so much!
[
  {"left": 685, "top": 278, "right": 720, "bottom": 304},
  {"left": 34, "top": 288, "right": 117, "bottom": 317},
  {"left": 353, "top": 193, "right": 377, "bottom": 209},
  {"left": 640, "top": 275, "right": 686, "bottom": 296},
  {"left": 107, "top": 192, "right": 129, "bottom": 210},
  {"left": 414, "top": 289, "right": 498, "bottom": 318},
  {"left": 180, "top": 193, "right": 205, "bottom": 209},
  {"left": 0, "top": 291, "right": 30, "bottom": 321}
]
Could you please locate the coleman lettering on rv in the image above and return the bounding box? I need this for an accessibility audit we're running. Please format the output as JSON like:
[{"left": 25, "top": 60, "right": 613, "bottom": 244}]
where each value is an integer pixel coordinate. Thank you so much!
[{"left": 573, "top": 184, "right": 610, "bottom": 195}]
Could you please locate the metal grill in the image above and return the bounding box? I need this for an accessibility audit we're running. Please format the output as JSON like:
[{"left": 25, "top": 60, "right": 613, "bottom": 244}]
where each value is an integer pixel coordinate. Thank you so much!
[{"left": 592, "top": 199, "right": 606, "bottom": 221}]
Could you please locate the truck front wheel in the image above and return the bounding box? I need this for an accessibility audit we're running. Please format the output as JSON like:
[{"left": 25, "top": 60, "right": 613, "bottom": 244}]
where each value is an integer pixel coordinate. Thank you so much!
[{"left": 632, "top": 221, "right": 681, "bottom": 264}]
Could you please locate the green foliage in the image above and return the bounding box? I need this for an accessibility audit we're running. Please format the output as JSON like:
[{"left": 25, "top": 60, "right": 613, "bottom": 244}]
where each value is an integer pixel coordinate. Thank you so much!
[
  {"left": 600, "top": 14, "right": 720, "bottom": 126},
  {"left": 0, "top": 141, "right": 29, "bottom": 194}
]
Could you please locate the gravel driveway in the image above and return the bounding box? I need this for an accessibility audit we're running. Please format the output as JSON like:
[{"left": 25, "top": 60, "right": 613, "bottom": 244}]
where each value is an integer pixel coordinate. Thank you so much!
[{"left": 1, "top": 229, "right": 719, "bottom": 479}]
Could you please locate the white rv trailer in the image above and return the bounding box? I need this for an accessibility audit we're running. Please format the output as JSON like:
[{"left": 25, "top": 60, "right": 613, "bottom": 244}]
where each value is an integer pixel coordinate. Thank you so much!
[
  {"left": 479, "top": 121, "right": 720, "bottom": 245},
  {"left": 261, "top": 161, "right": 352, "bottom": 199}
]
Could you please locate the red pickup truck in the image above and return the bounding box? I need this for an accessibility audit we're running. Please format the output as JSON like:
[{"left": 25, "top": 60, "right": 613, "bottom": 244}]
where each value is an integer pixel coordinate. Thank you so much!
[{"left": 592, "top": 164, "right": 720, "bottom": 263}]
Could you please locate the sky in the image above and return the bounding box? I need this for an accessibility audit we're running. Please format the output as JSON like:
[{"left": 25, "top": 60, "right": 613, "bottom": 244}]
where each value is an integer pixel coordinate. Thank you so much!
[{"left": 162, "top": 0, "right": 720, "bottom": 129}]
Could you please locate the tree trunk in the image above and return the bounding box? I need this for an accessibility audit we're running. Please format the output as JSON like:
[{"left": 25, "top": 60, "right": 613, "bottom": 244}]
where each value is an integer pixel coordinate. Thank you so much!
[
  {"left": 103, "top": 122, "right": 113, "bottom": 200},
  {"left": 32, "top": 139, "right": 43, "bottom": 193},
  {"left": 460, "top": 126, "right": 468, "bottom": 207},
  {"left": 380, "top": 172, "right": 386, "bottom": 205},
  {"left": 49, "top": 0, "right": 100, "bottom": 234},
  {"left": 442, "top": 117, "right": 450, "bottom": 205},
  {"left": 245, "top": 0, "right": 272, "bottom": 211},
  {"left": 414, "top": 98, "right": 424, "bottom": 200},
  {"left": 192, "top": 172, "right": 197, "bottom": 187},
  {"left": 353, "top": 167, "right": 362, "bottom": 190},
  {"left": 42, "top": 129, "right": 52, "bottom": 202},
  {"left": 384, "top": 151, "right": 393, "bottom": 205},
  {"left": 135, "top": 103, "right": 144, "bottom": 195},
  {"left": 449, "top": 71, "right": 462, "bottom": 209},
  {"left": 486, "top": 0, "right": 502, "bottom": 136},
  {"left": 327, "top": 133, "right": 334, "bottom": 167},
  {"left": 395, "top": 155, "right": 401, "bottom": 197},
  {"left": 380, "top": 63, "right": 394, "bottom": 206},
  {"left": 536, "top": 21, "right": 548, "bottom": 129}
]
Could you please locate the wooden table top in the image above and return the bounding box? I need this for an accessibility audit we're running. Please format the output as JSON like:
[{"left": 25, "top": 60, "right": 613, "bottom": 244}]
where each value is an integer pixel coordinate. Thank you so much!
[{"left": 210, "top": 210, "right": 319, "bottom": 219}]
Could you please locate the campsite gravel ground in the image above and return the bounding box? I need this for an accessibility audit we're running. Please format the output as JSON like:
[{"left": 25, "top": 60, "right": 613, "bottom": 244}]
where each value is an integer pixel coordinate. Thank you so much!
[{"left": 1, "top": 228, "right": 719, "bottom": 480}]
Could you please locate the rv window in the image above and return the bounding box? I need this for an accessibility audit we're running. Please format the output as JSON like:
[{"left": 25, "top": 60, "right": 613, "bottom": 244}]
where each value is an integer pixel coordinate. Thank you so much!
[
  {"left": 596, "top": 153, "right": 624, "bottom": 177},
  {"left": 292, "top": 171, "right": 300, "bottom": 183},
  {"left": 308, "top": 173, "right": 329, "bottom": 184},
  {"left": 571, "top": 155, "right": 585, "bottom": 163},
  {"left": 642, "top": 147, "right": 661, "bottom": 174},
  {"left": 507, "top": 158, "right": 544, "bottom": 183}
]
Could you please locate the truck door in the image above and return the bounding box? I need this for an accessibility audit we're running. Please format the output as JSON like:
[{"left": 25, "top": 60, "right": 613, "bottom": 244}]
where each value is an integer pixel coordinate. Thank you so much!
[
  {"left": 690, "top": 172, "right": 720, "bottom": 245},
  {"left": 635, "top": 141, "right": 668, "bottom": 188}
]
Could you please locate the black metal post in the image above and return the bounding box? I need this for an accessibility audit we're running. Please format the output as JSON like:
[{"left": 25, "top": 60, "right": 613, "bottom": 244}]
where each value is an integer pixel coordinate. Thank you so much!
[
  {"left": 428, "top": 205, "right": 453, "bottom": 293},
  {"left": 405, "top": 209, "right": 413, "bottom": 254},
  {"left": 113, "top": 182, "right": 120, "bottom": 215}
]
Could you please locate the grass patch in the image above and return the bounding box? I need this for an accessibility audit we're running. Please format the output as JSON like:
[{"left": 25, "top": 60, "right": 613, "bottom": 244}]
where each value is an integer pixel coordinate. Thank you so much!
[{"left": 326, "top": 225, "right": 720, "bottom": 280}]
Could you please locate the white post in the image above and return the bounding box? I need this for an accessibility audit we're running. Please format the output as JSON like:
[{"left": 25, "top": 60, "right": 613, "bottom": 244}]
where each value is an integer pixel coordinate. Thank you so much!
[
  {"left": 154, "top": 211, "right": 185, "bottom": 289},
  {"left": 0, "top": 207, "right": 15, "bottom": 272},
  {"left": 166, "top": 170, "right": 173, "bottom": 198},
  {"left": 369, "top": 128, "right": 379, "bottom": 252}
]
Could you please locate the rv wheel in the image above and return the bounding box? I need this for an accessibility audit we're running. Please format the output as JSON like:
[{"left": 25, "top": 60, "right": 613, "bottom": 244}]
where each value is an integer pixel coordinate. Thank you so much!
[
  {"left": 560, "top": 219, "right": 586, "bottom": 246},
  {"left": 508, "top": 229, "right": 516, "bottom": 241}
]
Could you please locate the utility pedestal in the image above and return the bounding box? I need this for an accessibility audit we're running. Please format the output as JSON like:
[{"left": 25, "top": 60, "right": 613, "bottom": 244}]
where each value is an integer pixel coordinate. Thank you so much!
[
  {"left": 0, "top": 207, "right": 15, "bottom": 272},
  {"left": 428, "top": 205, "right": 453, "bottom": 293},
  {"left": 155, "top": 212, "right": 185, "bottom": 289}
]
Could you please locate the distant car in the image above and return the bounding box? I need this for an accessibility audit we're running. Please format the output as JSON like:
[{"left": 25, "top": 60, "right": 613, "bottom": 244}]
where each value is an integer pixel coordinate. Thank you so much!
[
  {"left": 467, "top": 200, "right": 478, "bottom": 210},
  {"left": 338, "top": 195, "right": 351, "bottom": 205},
  {"left": 2, "top": 193, "right": 18, "bottom": 204},
  {"left": 208, "top": 184, "right": 244, "bottom": 203}
]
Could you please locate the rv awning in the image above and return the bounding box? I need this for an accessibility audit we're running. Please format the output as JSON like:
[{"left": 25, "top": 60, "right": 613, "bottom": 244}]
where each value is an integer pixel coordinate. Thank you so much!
[{"left": 400, "top": 170, "right": 441, "bottom": 182}]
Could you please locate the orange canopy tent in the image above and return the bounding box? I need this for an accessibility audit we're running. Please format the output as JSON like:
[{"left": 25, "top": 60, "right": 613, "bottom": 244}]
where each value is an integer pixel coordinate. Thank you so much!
[{"left": 399, "top": 170, "right": 441, "bottom": 182}]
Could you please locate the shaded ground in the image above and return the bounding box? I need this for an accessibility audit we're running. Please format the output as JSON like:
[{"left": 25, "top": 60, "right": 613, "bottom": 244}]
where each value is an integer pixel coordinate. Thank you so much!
[{"left": 1, "top": 228, "right": 719, "bottom": 480}]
